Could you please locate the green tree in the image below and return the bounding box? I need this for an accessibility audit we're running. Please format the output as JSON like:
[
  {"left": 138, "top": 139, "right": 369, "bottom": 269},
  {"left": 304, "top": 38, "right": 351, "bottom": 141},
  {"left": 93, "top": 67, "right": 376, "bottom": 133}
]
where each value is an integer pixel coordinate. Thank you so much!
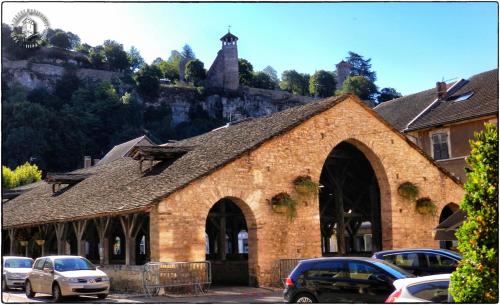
[
  {"left": 238, "top": 58, "right": 254, "bottom": 86},
  {"left": 181, "top": 44, "right": 196, "bottom": 60},
  {"left": 185, "top": 59, "right": 206, "bottom": 86},
  {"left": 135, "top": 64, "right": 162, "bottom": 99},
  {"left": 50, "top": 31, "right": 71, "bottom": 49},
  {"left": 450, "top": 124, "right": 498, "bottom": 303},
  {"left": 263, "top": 65, "right": 279, "bottom": 87},
  {"left": 75, "top": 43, "right": 92, "bottom": 55},
  {"left": 377, "top": 87, "right": 402, "bottom": 104},
  {"left": 252, "top": 72, "right": 275, "bottom": 90},
  {"left": 2, "top": 163, "right": 42, "bottom": 189},
  {"left": 280, "top": 70, "right": 309, "bottom": 96},
  {"left": 103, "top": 40, "right": 130, "bottom": 71},
  {"left": 337, "top": 75, "right": 378, "bottom": 101},
  {"left": 159, "top": 60, "right": 179, "bottom": 82},
  {"left": 2, "top": 166, "right": 17, "bottom": 189},
  {"left": 309, "top": 70, "right": 336, "bottom": 98},
  {"left": 128, "top": 46, "right": 145, "bottom": 72},
  {"left": 346, "top": 51, "right": 377, "bottom": 82},
  {"left": 89, "top": 46, "right": 105, "bottom": 69}
]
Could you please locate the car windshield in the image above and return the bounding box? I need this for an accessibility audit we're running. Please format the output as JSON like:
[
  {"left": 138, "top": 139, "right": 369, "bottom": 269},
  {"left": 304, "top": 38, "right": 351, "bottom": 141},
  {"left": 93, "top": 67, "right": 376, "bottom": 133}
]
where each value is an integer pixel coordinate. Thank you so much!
[
  {"left": 4, "top": 258, "right": 33, "bottom": 268},
  {"left": 54, "top": 258, "right": 95, "bottom": 271},
  {"left": 373, "top": 260, "right": 416, "bottom": 279}
]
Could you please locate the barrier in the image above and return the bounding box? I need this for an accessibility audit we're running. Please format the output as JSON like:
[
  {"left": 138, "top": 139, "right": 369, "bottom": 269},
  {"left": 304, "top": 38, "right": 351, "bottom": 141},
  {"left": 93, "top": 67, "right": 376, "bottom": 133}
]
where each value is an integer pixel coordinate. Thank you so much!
[
  {"left": 142, "top": 261, "right": 211, "bottom": 297},
  {"left": 278, "top": 258, "right": 306, "bottom": 285}
]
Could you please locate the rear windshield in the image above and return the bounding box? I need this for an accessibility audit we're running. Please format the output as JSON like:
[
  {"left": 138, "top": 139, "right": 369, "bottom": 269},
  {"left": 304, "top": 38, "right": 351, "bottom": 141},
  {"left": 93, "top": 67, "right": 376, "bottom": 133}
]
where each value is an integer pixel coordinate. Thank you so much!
[
  {"left": 54, "top": 257, "right": 95, "bottom": 271},
  {"left": 4, "top": 258, "right": 33, "bottom": 268},
  {"left": 373, "top": 260, "right": 416, "bottom": 279}
]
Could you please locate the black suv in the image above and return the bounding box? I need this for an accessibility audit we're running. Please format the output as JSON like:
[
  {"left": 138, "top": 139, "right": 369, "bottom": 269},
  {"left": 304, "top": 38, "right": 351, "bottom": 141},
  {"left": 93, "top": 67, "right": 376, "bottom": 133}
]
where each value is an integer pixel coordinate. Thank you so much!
[
  {"left": 283, "top": 257, "right": 414, "bottom": 303},
  {"left": 372, "top": 248, "right": 461, "bottom": 276}
]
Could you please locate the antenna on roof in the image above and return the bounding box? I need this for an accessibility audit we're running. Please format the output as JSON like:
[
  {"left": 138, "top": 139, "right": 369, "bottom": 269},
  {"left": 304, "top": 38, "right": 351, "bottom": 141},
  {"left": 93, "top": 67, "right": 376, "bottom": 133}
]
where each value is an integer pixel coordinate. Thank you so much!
[{"left": 444, "top": 77, "right": 458, "bottom": 83}]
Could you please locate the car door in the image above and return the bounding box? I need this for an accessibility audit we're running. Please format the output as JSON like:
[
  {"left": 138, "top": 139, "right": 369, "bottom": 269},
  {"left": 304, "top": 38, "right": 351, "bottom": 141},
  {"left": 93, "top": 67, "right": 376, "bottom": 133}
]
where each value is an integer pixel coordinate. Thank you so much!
[
  {"left": 30, "top": 258, "right": 46, "bottom": 292},
  {"left": 347, "top": 261, "right": 395, "bottom": 303},
  {"left": 40, "top": 259, "right": 55, "bottom": 294},
  {"left": 424, "top": 253, "right": 459, "bottom": 274},
  {"left": 305, "top": 261, "right": 351, "bottom": 303}
]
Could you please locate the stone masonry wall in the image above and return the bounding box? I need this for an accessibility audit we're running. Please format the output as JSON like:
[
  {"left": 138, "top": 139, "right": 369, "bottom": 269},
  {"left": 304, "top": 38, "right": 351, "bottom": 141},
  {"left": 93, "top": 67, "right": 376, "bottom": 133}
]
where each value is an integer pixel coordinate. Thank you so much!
[{"left": 149, "top": 96, "right": 464, "bottom": 287}]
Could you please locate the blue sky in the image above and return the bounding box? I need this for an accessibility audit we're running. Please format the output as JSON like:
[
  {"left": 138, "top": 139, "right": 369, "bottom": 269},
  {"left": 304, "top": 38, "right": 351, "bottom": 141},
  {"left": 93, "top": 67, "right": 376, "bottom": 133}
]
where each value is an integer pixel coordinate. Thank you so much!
[{"left": 2, "top": 2, "right": 498, "bottom": 94}]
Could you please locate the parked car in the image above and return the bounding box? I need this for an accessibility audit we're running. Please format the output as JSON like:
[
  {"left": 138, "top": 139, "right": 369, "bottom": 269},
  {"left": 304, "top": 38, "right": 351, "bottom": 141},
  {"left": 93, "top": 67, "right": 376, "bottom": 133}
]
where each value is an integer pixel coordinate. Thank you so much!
[
  {"left": 283, "top": 257, "right": 415, "bottom": 303},
  {"left": 372, "top": 249, "right": 461, "bottom": 276},
  {"left": 2, "top": 256, "right": 34, "bottom": 290},
  {"left": 25, "top": 256, "right": 110, "bottom": 301},
  {"left": 386, "top": 273, "right": 452, "bottom": 303}
]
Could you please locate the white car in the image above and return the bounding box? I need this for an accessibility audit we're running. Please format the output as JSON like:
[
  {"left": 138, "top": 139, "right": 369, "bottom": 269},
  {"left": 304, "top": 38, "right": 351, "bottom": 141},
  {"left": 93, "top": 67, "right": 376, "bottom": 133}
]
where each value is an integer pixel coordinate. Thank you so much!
[
  {"left": 385, "top": 273, "right": 452, "bottom": 303},
  {"left": 2, "top": 256, "right": 34, "bottom": 290}
]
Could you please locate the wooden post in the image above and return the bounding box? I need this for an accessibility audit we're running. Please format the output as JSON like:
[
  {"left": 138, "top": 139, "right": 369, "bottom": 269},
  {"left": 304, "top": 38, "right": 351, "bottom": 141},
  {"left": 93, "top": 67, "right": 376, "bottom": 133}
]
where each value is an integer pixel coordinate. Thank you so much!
[
  {"left": 72, "top": 220, "right": 87, "bottom": 257},
  {"left": 218, "top": 202, "right": 227, "bottom": 260},
  {"left": 94, "top": 217, "right": 111, "bottom": 265},
  {"left": 120, "top": 214, "right": 145, "bottom": 265},
  {"left": 54, "top": 223, "right": 67, "bottom": 255},
  {"left": 8, "top": 229, "right": 16, "bottom": 255}
]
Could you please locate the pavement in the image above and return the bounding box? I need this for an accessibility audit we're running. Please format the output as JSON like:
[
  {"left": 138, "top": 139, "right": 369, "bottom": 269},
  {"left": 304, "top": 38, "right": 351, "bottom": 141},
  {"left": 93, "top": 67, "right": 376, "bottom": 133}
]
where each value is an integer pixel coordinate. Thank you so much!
[{"left": 2, "top": 286, "right": 284, "bottom": 303}]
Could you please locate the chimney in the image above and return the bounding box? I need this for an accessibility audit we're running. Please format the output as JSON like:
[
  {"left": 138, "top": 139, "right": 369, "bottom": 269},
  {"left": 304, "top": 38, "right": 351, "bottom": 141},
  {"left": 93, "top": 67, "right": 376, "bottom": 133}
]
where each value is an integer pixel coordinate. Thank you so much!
[
  {"left": 84, "top": 156, "right": 92, "bottom": 168},
  {"left": 436, "top": 81, "right": 447, "bottom": 99}
]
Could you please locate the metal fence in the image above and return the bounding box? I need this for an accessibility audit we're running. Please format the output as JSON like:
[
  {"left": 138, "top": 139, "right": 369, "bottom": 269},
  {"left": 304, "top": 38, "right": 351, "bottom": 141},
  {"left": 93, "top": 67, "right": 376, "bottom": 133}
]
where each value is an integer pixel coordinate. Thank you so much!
[
  {"left": 142, "top": 261, "right": 212, "bottom": 297},
  {"left": 278, "top": 258, "right": 306, "bottom": 285}
]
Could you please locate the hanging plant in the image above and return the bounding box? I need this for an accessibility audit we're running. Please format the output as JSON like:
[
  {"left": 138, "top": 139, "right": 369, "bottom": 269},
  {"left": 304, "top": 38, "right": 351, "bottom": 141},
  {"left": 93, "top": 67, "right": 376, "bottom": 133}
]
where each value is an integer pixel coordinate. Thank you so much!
[
  {"left": 415, "top": 197, "right": 437, "bottom": 215},
  {"left": 270, "top": 192, "right": 298, "bottom": 220},
  {"left": 32, "top": 231, "right": 46, "bottom": 246},
  {"left": 293, "top": 175, "right": 319, "bottom": 198},
  {"left": 398, "top": 181, "right": 419, "bottom": 201}
]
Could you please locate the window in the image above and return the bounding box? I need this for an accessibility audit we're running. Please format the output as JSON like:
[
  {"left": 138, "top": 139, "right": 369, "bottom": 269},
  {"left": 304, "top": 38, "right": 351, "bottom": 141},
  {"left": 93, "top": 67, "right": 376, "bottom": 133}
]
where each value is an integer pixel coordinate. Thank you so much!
[
  {"left": 348, "top": 262, "right": 382, "bottom": 280},
  {"left": 407, "top": 280, "right": 450, "bottom": 302},
  {"left": 453, "top": 92, "right": 474, "bottom": 102},
  {"left": 384, "top": 253, "right": 420, "bottom": 268},
  {"left": 431, "top": 133, "right": 450, "bottom": 160},
  {"left": 308, "top": 261, "right": 347, "bottom": 279},
  {"left": 426, "top": 254, "right": 458, "bottom": 268},
  {"left": 43, "top": 259, "right": 53, "bottom": 269},
  {"left": 33, "top": 259, "right": 46, "bottom": 270}
]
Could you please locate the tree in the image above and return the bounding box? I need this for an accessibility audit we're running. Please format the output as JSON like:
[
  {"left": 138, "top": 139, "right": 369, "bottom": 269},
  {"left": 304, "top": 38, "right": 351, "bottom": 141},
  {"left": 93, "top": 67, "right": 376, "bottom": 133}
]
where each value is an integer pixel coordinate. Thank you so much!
[
  {"left": 377, "top": 87, "right": 402, "bottom": 104},
  {"left": 103, "top": 40, "right": 130, "bottom": 71},
  {"left": 338, "top": 75, "right": 378, "bottom": 101},
  {"left": 181, "top": 44, "right": 195, "bottom": 60},
  {"left": 263, "top": 65, "right": 279, "bottom": 87},
  {"left": 450, "top": 124, "right": 498, "bottom": 303},
  {"left": 135, "top": 64, "right": 162, "bottom": 99},
  {"left": 50, "top": 31, "right": 71, "bottom": 49},
  {"left": 346, "top": 51, "right": 377, "bottom": 82},
  {"left": 309, "top": 70, "right": 336, "bottom": 98},
  {"left": 238, "top": 58, "right": 254, "bottom": 86},
  {"left": 128, "top": 46, "right": 145, "bottom": 72},
  {"left": 280, "top": 70, "right": 309, "bottom": 96},
  {"left": 185, "top": 59, "right": 206, "bottom": 86},
  {"left": 159, "top": 60, "right": 180, "bottom": 82},
  {"left": 89, "top": 46, "right": 105, "bottom": 69},
  {"left": 75, "top": 43, "right": 92, "bottom": 55},
  {"left": 252, "top": 72, "right": 275, "bottom": 90},
  {"left": 2, "top": 163, "right": 42, "bottom": 189}
]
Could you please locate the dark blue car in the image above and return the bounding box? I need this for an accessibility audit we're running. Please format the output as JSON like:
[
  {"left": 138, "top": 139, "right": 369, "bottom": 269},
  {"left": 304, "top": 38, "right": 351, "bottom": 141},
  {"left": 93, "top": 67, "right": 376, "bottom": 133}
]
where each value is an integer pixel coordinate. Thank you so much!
[
  {"left": 372, "top": 248, "right": 462, "bottom": 276},
  {"left": 283, "top": 257, "right": 414, "bottom": 303}
]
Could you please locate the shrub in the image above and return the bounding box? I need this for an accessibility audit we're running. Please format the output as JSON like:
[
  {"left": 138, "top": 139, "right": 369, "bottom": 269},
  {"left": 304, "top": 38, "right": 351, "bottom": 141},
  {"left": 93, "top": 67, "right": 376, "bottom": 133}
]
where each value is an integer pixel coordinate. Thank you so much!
[
  {"left": 397, "top": 181, "right": 419, "bottom": 201},
  {"left": 415, "top": 197, "right": 436, "bottom": 215},
  {"left": 450, "top": 124, "right": 498, "bottom": 303}
]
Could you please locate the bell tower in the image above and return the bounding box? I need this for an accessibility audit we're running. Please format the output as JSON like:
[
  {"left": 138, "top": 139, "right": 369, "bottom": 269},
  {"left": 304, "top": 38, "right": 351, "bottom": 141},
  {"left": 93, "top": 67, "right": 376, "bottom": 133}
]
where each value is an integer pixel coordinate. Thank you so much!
[{"left": 220, "top": 30, "right": 239, "bottom": 90}]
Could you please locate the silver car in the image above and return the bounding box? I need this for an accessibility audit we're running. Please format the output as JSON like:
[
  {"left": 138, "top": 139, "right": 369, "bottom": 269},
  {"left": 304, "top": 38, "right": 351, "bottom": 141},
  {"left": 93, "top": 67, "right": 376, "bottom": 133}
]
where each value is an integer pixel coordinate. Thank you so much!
[
  {"left": 2, "top": 256, "right": 34, "bottom": 290},
  {"left": 25, "top": 256, "right": 110, "bottom": 301}
]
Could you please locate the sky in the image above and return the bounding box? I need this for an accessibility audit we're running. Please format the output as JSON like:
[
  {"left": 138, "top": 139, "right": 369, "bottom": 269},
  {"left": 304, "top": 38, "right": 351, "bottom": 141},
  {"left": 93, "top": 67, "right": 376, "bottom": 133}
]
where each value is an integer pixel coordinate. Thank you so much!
[{"left": 2, "top": 2, "right": 498, "bottom": 95}]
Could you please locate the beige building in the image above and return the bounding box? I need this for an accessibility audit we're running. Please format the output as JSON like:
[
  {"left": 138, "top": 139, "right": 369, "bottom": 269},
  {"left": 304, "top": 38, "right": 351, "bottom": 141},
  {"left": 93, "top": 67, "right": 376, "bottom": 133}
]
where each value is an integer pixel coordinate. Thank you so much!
[{"left": 3, "top": 94, "right": 464, "bottom": 288}]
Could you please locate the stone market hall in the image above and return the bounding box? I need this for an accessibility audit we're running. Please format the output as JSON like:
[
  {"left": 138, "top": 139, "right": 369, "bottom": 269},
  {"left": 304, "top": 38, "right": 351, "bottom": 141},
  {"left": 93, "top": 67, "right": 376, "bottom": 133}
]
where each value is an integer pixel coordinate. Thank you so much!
[{"left": 2, "top": 94, "right": 464, "bottom": 289}]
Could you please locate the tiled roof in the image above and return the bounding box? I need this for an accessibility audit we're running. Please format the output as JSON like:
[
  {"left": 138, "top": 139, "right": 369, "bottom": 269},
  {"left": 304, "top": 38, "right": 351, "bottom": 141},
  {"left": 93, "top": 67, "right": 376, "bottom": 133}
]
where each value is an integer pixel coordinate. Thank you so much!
[
  {"left": 2, "top": 94, "right": 461, "bottom": 228},
  {"left": 406, "top": 69, "right": 498, "bottom": 131}
]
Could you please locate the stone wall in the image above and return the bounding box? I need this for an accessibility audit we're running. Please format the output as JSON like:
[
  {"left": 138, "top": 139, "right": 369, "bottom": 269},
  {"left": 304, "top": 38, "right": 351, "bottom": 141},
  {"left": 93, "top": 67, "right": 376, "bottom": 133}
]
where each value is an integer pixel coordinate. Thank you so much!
[
  {"left": 100, "top": 265, "right": 143, "bottom": 293},
  {"left": 149, "top": 96, "right": 464, "bottom": 287}
]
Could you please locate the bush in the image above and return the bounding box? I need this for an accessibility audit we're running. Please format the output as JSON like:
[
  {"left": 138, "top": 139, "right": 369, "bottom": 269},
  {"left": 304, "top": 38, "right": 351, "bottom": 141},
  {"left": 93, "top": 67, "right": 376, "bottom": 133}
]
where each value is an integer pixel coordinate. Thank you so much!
[
  {"left": 2, "top": 162, "right": 42, "bottom": 189},
  {"left": 450, "top": 124, "right": 498, "bottom": 303}
]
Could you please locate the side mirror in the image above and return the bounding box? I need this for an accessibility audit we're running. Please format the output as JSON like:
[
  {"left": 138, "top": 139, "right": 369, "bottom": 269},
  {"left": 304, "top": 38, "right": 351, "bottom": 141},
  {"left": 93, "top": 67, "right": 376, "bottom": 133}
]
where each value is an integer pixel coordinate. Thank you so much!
[{"left": 43, "top": 267, "right": 54, "bottom": 273}]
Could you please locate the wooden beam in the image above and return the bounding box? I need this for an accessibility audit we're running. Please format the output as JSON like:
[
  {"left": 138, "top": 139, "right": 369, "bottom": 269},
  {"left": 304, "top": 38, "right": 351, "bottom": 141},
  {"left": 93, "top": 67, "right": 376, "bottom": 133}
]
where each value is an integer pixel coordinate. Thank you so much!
[
  {"left": 8, "top": 228, "right": 16, "bottom": 255},
  {"left": 94, "top": 217, "right": 111, "bottom": 265},
  {"left": 54, "top": 223, "right": 67, "bottom": 255},
  {"left": 72, "top": 220, "right": 87, "bottom": 256},
  {"left": 120, "top": 214, "right": 144, "bottom": 265}
]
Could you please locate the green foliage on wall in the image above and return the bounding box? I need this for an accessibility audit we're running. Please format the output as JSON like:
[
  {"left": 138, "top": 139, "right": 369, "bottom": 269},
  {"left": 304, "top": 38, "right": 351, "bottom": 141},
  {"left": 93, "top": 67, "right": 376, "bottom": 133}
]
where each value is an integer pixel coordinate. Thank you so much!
[{"left": 450, "top": 124, "right": 498, "bottom": 303}]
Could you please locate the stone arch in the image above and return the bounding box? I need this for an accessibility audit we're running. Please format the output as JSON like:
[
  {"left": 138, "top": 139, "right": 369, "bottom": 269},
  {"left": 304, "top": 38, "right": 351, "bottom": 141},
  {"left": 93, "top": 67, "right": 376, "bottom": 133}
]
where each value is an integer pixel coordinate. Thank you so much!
[
  {"left": 204, "top": 196, "right": 258, "bottom": 286},
  {"left": 438, "top": 202, "right": 460, "bottom": 250},
  {"left": 317, "top": 138, "right": 392, "bottom": 254}
]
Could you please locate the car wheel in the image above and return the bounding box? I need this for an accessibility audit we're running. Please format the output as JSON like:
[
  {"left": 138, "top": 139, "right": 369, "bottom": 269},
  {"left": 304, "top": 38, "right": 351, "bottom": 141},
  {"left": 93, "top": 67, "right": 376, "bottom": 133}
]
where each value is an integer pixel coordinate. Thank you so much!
[
  {"left": 97, "top": 294, "right": 108, "bottom": 299},
  {"left": 52, "top": 283, "right": 62, "bottom": 302},
  {"left": 25, "top": 280, "right": 35, "bottom": 298},
  {"left": 294, "top": 293, "right": 316, "bottom": 303},
  {"left": 2, "top": 276, "right": 9, "bottom": 291}
]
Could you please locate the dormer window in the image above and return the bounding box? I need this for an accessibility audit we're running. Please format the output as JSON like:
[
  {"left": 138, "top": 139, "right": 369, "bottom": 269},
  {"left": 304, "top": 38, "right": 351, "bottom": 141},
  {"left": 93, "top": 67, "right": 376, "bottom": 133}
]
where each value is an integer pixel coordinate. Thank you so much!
[{"left": 453, "top": 91, "right": 474, "bottom": 102}]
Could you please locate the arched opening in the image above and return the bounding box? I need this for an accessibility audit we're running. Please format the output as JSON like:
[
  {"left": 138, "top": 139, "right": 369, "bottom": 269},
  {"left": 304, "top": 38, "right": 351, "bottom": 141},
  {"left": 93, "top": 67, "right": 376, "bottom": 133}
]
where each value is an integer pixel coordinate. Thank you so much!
[
  {"left": 205, "top": 197, "right": 253, "bottom": 286},
  {"left": 438, "top": 203, "right": 460, "bottom": 250},
  {"left": 319, "top": 141, "right": 383, "bottom": 256}
]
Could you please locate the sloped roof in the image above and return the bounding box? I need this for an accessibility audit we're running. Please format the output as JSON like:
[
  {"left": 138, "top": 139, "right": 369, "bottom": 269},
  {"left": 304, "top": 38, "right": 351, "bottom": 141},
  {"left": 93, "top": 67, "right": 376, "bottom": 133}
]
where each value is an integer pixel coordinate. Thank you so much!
[
  {"left": 375, "top": 69, "right": 498, "bottom": 131},
  {"left": 406, "top": 69, "right": 498, "bottom": 131},
  {"left": 97, "top": 135, "right": 154, "bottom": 165},
  {"left": 2, "top": 94, "right": 461, "bottom": 228}
]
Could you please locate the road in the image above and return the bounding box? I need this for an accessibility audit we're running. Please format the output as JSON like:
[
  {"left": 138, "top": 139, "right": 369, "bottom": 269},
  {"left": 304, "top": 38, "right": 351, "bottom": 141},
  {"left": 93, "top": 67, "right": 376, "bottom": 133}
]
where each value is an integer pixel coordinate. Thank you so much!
[{"left": 2, "top": 286, "right": 284, "bottom": 303}]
